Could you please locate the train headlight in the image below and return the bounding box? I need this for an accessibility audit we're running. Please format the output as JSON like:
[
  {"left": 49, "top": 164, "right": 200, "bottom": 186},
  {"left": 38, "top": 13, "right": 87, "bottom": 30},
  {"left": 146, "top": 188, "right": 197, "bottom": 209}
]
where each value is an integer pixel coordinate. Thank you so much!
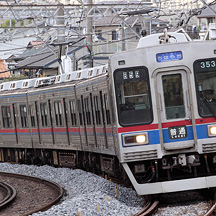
[
  {"left": 136, "top": 135, "right": 146, "bottom": 143},
  {"left": 123, "top": 132, "right": 149, "bottom": 146},
  {"left": 208, "top": 125, "right": 216, "bottom": 137}
]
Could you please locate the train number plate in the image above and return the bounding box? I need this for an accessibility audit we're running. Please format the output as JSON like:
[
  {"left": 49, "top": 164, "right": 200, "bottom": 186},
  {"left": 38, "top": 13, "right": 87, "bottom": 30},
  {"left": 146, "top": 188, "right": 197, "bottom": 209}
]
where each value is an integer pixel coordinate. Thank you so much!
[{"left": 168, "top": 125, "right": 187, "bottom": 140}]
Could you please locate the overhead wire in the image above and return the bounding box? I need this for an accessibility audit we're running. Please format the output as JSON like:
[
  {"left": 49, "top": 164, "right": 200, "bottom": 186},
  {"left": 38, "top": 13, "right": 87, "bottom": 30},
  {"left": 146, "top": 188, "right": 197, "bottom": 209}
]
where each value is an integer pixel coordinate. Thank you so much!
[{"left": 0, "top": 0, "right": 215, "bottom": 74}]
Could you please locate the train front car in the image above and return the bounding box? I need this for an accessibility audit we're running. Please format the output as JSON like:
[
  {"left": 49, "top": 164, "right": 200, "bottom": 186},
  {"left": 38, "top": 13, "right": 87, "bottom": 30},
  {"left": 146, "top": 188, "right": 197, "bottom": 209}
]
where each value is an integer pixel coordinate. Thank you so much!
[{"left": 109, "top": 32, "right": 216, "bottom": 195}]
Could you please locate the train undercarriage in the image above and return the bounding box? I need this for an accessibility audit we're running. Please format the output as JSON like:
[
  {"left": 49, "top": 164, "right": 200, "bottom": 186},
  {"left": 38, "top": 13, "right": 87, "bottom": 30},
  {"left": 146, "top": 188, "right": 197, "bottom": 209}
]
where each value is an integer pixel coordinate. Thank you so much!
[
  {"left": 0, "top": 148, "right": 126, "bottom": 181},
  {"left": 1, "top": 148, "right": 216, "bottom": 190},
  {"left": 129, "top": 153, "right": 216, "bottom": 184}
]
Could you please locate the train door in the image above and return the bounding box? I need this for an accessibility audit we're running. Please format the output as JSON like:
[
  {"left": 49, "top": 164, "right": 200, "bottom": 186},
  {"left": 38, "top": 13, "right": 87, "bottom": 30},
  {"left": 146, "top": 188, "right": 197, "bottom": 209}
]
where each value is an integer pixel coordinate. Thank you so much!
[
  {"left": 83, "top": 94, "right": 97, "bottom": 150},
  {"left": 156, "top": 69, "right": 196, "bottom": 151},
  {"left": 91, "top": 91, "right": 108, "bottom": 152},
  {"left": 68, "top": 99, "right": 82, "bottom": 150},
  {"left": 52, "top": 99, "right": 68, "bottom": 146},
  {"left": 78, "top": 97, "right": 88, "bottom": 148},
  {"left": 35, "top": 102, "right": 41, "bottom": 145},
  {"left": 1, "top": 105, "right": 17, "bottom": 146},
  {"left": 102, "top": 92, "right": 116, "bottom": 154},
  {"left": 48, "top": 99, "right": 55, "bottom": 144},
  {"left": 38, "top": 101, "right": 53, "bottom": 146},
  {"left": 12, "top": 104, "right": 19, "bottom": 144},
  {"left": 28, "top": 102, "right": 40, "bottom": 147}
]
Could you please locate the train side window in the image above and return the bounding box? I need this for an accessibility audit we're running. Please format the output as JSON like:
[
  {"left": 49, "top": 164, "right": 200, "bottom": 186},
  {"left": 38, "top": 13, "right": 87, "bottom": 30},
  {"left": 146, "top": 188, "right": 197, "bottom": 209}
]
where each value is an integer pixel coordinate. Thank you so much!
[
  {"left": 40, "top": 102, "right": 48, "bottom": 127},
  {"left": 29, "top": 104, "right": 36, "bottom": 127},
  {"left": 84, "top": 97, "right": 91, "bottom": 125},
  {"left": 93, "top": 96, "right": 101, "bottom": 125},
  {"left": 69, "top": 100, "right": 77, "bottom": 126},
  {"left": 54, "top": 101, "right": 63, "bottom": 126},
  {"left": 114, "top": 67, "right": 153, "bottom": 126},
  {"left": 162, "top": 74, "right": 185, "bottom": 119},
  {"left": 104, "top": 93, "right": 111, "bottom": 125},
  {"left": 20, "top": 105, "right": 28, "bottom": 128},
  {"left": 2, "top": 106, "right": 12, "bottom": 128},
  {"left": 77, "top": 100, "right": 83, "bottom": 125}
]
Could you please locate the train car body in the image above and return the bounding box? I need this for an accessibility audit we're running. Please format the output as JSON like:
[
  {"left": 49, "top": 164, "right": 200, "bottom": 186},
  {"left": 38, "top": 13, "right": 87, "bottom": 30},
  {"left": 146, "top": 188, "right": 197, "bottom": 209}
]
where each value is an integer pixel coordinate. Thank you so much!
[
  {"left": 109, "top": 32, "right": 216, "bottom": 195},
  {"left": 0, "top": 31, "right": 216, "bottom": 195}
]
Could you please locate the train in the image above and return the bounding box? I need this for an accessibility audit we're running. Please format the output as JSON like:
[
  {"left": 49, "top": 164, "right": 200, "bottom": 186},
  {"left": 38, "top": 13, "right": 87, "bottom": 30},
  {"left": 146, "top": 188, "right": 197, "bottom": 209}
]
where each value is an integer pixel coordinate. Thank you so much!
[{"left": 0, "top": 30, "right": 216, "bottom": 195}]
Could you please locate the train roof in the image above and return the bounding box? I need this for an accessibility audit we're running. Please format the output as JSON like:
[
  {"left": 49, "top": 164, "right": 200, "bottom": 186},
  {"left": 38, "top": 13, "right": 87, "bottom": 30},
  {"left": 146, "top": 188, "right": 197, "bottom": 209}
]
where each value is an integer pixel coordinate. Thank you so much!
[
  {"left": 0, "top": 64, "right": 108, "bottom": 92},
  {"left": 137, "top": 31, "right": 189, "bottom": 48}
]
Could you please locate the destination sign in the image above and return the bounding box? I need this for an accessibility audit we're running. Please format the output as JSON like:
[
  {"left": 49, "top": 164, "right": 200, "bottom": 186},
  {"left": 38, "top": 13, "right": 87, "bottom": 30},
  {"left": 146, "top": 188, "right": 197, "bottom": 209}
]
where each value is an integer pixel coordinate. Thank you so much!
[
  {"left": 194, "top": 58, "right": 216, "bottom": 72},
  {"left": 156, "top": 51, "right": 183, "bottom": 63},
  {"left": 168, "top": 125, "right": 187, "bottom": 140}
]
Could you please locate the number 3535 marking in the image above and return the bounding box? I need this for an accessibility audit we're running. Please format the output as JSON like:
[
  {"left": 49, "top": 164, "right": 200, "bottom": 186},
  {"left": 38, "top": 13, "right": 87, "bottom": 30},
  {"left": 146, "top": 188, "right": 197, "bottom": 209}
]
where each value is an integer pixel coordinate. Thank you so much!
[{"left": 200, "top": 60, "right": 216, "bottom": 69}]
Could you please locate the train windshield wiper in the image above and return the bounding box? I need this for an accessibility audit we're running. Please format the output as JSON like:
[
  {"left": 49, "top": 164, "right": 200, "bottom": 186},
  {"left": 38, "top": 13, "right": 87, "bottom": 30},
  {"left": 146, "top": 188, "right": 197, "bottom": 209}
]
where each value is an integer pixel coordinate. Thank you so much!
[{"left": 202, "top": 98, "right": 216, "bottom": 119}]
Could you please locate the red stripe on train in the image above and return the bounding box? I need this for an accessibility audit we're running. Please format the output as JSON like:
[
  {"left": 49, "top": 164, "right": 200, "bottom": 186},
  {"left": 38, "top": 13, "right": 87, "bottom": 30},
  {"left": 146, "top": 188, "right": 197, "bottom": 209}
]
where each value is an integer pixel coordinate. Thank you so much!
[
  {"left": 0, "top": 129, "right": 16, "bottom": 133},
  {"left": 16, "top": 129, "right": 30, "bottom": 133},
  {"left": 53, "top": 128, "right": 67, "bottom": 133},
  {"left": 68, "top": 128, "right": 80, "bottom": 133},
  {"left": 39, "top": 128, "right": 52, "bottom": 133},
  {"left": 31, "top": 128, "right": 38, "bottom": 133},
  {"left": 118, "top": 124, "right": 158, "bottom": 133},
  {"left": 195, "top": 117, "right": 216, "bottom": 124}
]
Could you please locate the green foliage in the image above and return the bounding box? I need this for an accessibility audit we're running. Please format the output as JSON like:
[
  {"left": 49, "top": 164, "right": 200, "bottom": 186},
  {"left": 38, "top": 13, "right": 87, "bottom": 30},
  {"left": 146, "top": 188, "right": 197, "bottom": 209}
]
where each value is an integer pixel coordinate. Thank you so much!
[
  {"left": 5, "top": 75, "right": 28, "bottom": 82},
  {"left": 2, "top": 19, "right": 16, "bottom": 28}
]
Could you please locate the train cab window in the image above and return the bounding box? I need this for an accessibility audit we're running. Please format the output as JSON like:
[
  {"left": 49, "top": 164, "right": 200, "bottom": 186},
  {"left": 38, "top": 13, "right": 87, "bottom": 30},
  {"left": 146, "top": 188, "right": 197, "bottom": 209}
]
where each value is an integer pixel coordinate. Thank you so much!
[
  {"left": 69, "top": 100, "right": 77, "bottom": 126},
  {"left": 20, "top": 105, "right": 28, "bottom": 128},
  {"left": 2, "top": 106, "right": 12, "bottom": 128},
  {"left": 104, "top": 93, "right": 111, "bottom": 125},
  {"left": 29, "top": 105, "right": 36, "bottom": 127},
  {"left": 194, "top": 58, "right": 216, "bottom": 117},
  {"left": 54, "top": 101, "right": 63, "bottom": 126},
  {"left": 162, "top": 74, "right": 185, "bottom": 119},
  {"left": 40, "top": 102, "right": 48, "bottom": 127},
  {"left": 93, "top": 96, "right": 101, "bottom": 125},
  {"left": 114, "top": 67, "right": 152, "bottom": 126}
]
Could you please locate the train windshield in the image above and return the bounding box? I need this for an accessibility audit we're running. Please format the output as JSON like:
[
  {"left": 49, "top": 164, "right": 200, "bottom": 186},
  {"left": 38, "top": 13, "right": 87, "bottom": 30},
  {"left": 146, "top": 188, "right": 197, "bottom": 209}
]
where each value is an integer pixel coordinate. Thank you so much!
[
  {"left": 194, "top": 59, "right": 216, "bottom": 117},
  {"left": 114, "top": 67, "right": 152, "bottom": 126}
]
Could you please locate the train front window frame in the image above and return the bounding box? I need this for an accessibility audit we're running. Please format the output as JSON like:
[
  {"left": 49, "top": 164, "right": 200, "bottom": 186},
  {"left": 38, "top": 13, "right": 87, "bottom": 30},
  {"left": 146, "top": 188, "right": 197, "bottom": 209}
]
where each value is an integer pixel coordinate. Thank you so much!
[
  {"left": 162, "top": 74, "right": 186, "bottom": 120},
  {"left": 194, "top": 58, "right": 216, "bottom": 118},
  {"left": 114, "top": 67, "right": 153, "bottom": 126}
]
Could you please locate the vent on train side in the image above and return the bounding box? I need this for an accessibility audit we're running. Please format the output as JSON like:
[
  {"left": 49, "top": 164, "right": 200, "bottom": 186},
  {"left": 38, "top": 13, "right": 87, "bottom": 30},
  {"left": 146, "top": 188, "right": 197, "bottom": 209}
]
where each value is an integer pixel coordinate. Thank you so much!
[
  {"left": 55, "top": 74, "right": 66, "bottom": 83},
  {"left": 202, "top": 143, "right": 216, "bottom": 152},
  {"left": 0, "top": 82, "right": 10, "bottom": 91},
  {"left": 123, "top": 150, "right": 158, "bottom": 161},
  {"left": 34, "top": 77, "right": 56, "bottom": 87},
  {"left": 22, "top": 79, "right": 37, "bottom": 88},
  {"left": 9, "top": 81, "right": 22, "bottom": 90}
]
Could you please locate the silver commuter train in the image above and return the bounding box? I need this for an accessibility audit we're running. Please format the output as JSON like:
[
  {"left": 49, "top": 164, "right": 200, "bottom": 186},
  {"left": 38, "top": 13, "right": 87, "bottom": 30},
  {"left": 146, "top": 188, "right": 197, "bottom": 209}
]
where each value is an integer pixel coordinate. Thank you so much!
[{"left": 0, "top": 31, "right": 216, "bottom": 195}]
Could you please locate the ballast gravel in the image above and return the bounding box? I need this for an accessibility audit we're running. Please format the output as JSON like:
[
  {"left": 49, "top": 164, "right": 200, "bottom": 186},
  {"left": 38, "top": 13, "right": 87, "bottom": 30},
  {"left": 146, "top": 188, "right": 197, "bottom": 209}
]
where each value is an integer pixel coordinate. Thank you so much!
[{"left": 0, "top": 163, "right": 210, "bottom": 216}]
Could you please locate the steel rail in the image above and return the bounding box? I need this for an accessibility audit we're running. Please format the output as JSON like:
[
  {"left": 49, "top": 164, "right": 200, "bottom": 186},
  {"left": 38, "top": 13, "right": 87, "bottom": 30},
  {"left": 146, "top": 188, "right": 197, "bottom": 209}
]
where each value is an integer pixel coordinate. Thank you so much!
[
  {"left": 134, "top": 200, "right": 159, "bottom": 216},
  {"left": 204, "top": 201, "right": 216, "bottom": 216},
  {"left": 0, "top": 182, "right": 16, "bottom": 209},
  {"left": 0, "top": 172, "right": 64, "bottom": 216}
]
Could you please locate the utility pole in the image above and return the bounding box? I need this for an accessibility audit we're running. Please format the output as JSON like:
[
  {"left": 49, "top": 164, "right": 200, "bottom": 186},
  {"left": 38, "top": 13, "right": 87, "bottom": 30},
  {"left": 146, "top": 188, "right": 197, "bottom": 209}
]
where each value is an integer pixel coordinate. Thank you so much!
[
  {"left": 57, "top": 4, "right": 65, "bottom": 75},
  {"left": 86, "top": 0, "right": 93, "bottom": 68},
  {"left": 121, "top": 25, "right": 126, "bottom": 51}
]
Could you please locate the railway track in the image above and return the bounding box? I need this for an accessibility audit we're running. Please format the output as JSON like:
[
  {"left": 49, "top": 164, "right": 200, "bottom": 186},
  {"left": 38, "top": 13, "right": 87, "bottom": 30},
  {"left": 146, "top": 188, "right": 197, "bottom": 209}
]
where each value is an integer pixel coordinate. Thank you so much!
[
  {"left": 204, "top": 201, "right": 216, "bottom": 216},
  {"left": 134, "top": 199, "right": 159, "bottom": 216},
  {"left": 0, "top": 172, "right": 64, "bottom": 216},
  {"left": 0, "top": 182, "right": 16, "bottom": 209}
]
